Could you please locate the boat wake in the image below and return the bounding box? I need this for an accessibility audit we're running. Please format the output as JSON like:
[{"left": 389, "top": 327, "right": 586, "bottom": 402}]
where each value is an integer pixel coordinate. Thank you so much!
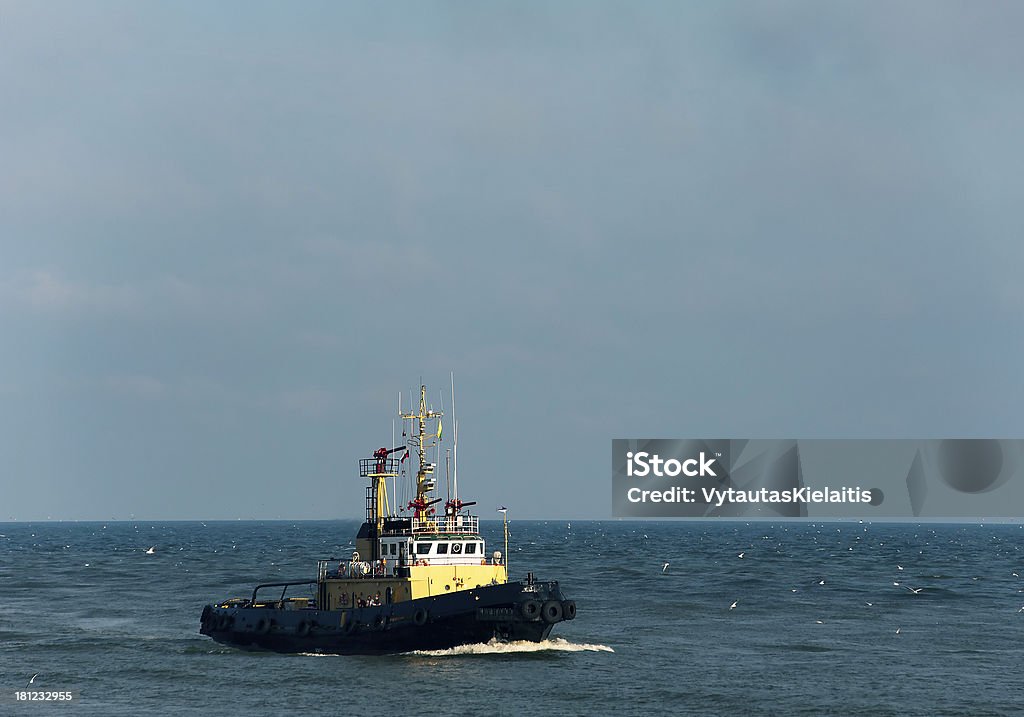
[{"left": 406, "top": 637, "right": 614, "bottom": 657}]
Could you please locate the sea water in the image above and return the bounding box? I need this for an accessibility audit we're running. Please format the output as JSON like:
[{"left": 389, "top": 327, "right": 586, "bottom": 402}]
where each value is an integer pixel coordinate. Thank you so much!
[{"left": 2, "top": 520, "right": 1023, "bottom": 716}]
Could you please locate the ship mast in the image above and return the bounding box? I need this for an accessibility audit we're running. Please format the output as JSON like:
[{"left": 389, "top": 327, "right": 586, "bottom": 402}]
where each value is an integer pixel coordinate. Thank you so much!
[{"left": 401, "top": 385, "right": 442, "bottom": 530}]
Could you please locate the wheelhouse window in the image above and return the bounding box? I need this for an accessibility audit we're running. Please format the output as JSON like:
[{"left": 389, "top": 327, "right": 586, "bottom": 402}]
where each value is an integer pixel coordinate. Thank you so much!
[
  {"left": 465, "top": 542, "right": 477, "bottom": 555},
  {"left": 436, "top": 543, "right": 449, "bottom": 554},
  {"left": 416, "top": 543, "right": 432, "bottom": 555},
  {"left": 389, "top": 543, "right": 397, "bottom": 556}
]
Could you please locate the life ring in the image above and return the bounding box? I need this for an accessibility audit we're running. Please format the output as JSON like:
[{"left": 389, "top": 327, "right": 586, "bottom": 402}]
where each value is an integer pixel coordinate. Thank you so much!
[
  {"left": 542, "top": 600, "right": 563, "bottom": 624},
  {"left": 296, "top": 620, "right": 311, "bottom": 637},
  {"left": 562, "top": 600, "right": 577, "bottom": 620},
  {"left": 255, "top": 617, "right": 272, "bottom": 634},
  {"left": 413, "top": 608, "right": 429, "bottom": 626},
  {"left": 520, "top": 600, "right": 541, "bottom": 620}
]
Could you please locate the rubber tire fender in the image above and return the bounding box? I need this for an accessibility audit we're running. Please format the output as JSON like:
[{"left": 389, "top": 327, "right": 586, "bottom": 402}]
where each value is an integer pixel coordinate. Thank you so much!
[
  {"left": 520, "top": 600, "right": 541, "bottom": 621},
  {"left": 541, "top": 600, "right": 563, "bottom": 624},
  {"left": 296, "top": 620, "right": 311, "bottom": 637},
  {"left": 562, "top": 600, "right": 577, "bottom": 620},
  {"left": 255, "top": 617, "right": 272, "bottom": 635},
  {"left": 413, "top": 608, "right": 429, "bottom": 626}
]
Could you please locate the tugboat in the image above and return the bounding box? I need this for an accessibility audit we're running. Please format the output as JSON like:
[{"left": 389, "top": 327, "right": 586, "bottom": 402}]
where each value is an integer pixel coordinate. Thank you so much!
[{"left": 199, "top": 384, "right": 576, "bottom": 654}]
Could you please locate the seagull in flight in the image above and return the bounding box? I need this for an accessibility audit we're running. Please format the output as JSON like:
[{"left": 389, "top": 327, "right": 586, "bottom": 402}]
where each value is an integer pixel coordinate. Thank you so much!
[
  {"left": 897, "top": 565, "right": 904, "bottom": 571},
  {"left": 729, "top": 600, "right": 738, "bottom": 610},
  {"left": 145, "top": 546, "right": 155, "bottom": 555},
  {"left": 903, "top": 586, "right": 924, "bottom": 595},
  {"left": 662, "top": 562, "right": 670, "bottom": 573},
  {"left": 737, "top": 552, "right": 745, "bottom": 559},
  {"left": 817, "top": 579, "right": 825, "bottom": 586},
  {"left": 895, "top": 627, "right": 901, "bottom": 635},
  {"left": 28, "top": 673, "right": 38, "bottom": 686}
]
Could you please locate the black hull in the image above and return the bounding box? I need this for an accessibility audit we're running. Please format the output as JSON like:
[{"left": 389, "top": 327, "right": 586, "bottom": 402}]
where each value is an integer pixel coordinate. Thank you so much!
[{"left": 200, "top": 579, "right": 575, "bottom": 655}]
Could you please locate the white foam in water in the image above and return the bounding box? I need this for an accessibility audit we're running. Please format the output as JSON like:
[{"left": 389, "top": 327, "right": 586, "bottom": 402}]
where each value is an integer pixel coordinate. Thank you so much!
[
  {"left": 295, "top": 638, "right": 614, "bottom": 658},
  {"left": 407, "top": 637, "right": 614, "bottom": 657}
]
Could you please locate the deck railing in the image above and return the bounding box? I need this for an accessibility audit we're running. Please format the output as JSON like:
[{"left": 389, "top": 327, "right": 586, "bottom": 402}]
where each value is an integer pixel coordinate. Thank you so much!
[
  {"left": 412, "top": 514, "right": 479, "bottom": 535},
  {"left": 358, "top": 457, "right": 400, "bottom": 477},
  {"left": 319, "top": 558, "right": 391, "bottom": 580}
]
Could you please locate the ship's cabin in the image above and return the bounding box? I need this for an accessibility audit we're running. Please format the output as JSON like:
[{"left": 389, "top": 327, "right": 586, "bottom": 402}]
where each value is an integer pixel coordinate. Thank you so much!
[
  {"left": 376, "top": 536, "right": 489, "bottom": 568},
  {"left": 341, "top": 513, "right": 499, "bottom": 578}
]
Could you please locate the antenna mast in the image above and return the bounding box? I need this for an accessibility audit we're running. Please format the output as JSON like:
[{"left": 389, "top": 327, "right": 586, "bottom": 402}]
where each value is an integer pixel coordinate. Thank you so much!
[
  {"left": 451, "top": 372, "right": 458, "bottom": 503},
  {"left": 400, "top": 385, "right": 443, "bottom": 528}
]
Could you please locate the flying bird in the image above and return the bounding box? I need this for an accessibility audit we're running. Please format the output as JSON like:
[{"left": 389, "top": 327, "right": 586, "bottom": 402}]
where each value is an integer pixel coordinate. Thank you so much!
[
  {"left": 28, "top": 673, "right": 38, "bottom": 686},
  {"left": 895, "top": 627, "right": 901, "bottom": 635},
  {"left": 729, "top": 601, "right": 738, "bottom": 610},
  {"left": 903, "top": 586, "right": 923, "bottom": 595},
  {"left": 737, "top": 552, "right": 745, "bottom": 559},
  {"left": 662, "top": 563, "right": 670, "bottom": 573},
  {"left": 145, "top": 547, "right": 155, "bottom": 555}
]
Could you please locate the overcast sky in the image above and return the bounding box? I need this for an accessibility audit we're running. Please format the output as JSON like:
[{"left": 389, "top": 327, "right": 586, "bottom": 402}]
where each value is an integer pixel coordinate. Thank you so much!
[{"left": 2, "top": 2, "right": 1023, "bottom": 521}]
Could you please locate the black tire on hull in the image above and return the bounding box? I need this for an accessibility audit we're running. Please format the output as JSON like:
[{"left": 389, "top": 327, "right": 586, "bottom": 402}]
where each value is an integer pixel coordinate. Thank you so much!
[
  {"left": 542, "top": 600, "right": 563, "bottom": 623},
  {"left": 255, "top": 618, "right": 272, "bottom": 635},
  {"left": 413, "top": 608, "right": 428, "bottom": 626},
  {"left": 562, "top": 600, "right": 577, "bottom": 620},
  {"left": 296, "top": 621, "right": 311, "bottom": 637},
  {"left": 520, "top": 600, "right": 541, "bottom": 621}
]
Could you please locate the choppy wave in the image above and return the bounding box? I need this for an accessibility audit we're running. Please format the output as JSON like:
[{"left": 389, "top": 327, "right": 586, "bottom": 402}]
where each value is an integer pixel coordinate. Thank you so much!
[
  {"left": 5, "top": 520, "right": 1024, "bottom": 715},
  {"left": 405, "top": 637, "right": 614, "bottom": 656}
]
